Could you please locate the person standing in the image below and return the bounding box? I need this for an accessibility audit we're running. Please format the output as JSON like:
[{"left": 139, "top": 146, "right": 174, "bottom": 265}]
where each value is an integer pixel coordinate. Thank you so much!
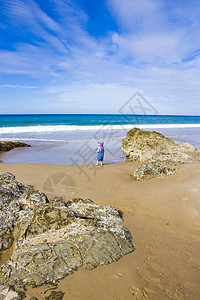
[{"left": 96, "top": 141, "right": 104, "bottom": 166}]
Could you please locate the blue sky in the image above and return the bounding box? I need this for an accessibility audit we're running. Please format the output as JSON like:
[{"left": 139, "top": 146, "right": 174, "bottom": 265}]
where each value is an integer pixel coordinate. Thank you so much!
[{"left": 0, "top": 0, "right": 200, "bottom": 114}]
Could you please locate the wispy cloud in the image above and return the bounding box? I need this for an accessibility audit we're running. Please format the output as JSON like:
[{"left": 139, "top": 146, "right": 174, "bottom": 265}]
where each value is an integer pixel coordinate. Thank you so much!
[
  {"left": 0, "top": 84, "right": 38, "bottom": 89},
  {"left": 108, "top": 0, "right": 200, "bottom": 65},
  {"left": 0, "top": 0, "right": 200, "bottom": 114}
]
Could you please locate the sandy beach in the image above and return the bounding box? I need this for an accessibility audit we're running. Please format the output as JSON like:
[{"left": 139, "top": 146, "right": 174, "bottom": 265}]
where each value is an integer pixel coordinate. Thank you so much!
[{"left": 1, "top": 154, "right": 200, "bottom": 299}]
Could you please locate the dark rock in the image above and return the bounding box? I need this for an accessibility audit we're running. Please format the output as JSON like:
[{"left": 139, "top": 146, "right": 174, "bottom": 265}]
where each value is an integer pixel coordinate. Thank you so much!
[
  {"left": 0, "top": 236, "right": 14, "bottom": 251},
  {"left": 0, "top": 141, "right": 30, "bottom": 153},
  {"left": 0, "top": 172, "right": 134, "bottom": 291},
  {"left": 44, "top": 291, "right": 64, "bottom": 300},
  {"left": 49, "top": 197, "right": 67, "bottom": 207},
  {"left": 121, "top": 128, "right": 196, "bottom": 163}
]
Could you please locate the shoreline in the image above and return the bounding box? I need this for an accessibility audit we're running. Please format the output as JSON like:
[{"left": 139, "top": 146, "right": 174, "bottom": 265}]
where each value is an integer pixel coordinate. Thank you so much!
[
  {"left": 0, "top": 138, "right": 126, "bottom": 165},
  {"left": 1, "top": 123, "right": 200, "bottom": 167},
  {"left": 1, "top": 157, "right": 200, "bottom": 299},
  {"left": 1, "top": 127, "right": 200, "bottom": 165}
]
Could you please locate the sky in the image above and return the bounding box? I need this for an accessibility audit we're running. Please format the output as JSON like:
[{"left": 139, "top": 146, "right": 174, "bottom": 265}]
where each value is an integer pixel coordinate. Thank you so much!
[{"left": 0, "top": 0, "right": 200, "bottom": 115}]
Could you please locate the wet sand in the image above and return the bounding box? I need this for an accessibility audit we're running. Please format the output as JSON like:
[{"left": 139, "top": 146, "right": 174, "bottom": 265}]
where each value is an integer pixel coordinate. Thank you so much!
[
  {"left": 0, "top": 157, "right": 200, "bottom": 299},
  {"left": 0, "top": 138, "right": 125, "bottom": 165}
]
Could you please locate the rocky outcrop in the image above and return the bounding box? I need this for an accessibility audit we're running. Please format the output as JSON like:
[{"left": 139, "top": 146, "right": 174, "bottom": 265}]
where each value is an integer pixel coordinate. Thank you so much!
[
  {"left": 121, "top": 128, "right": 196, "bottom": 163},
  {"left": 133, "top": 160, "right": 174, "bottom": 181},
  {"left": 0, "top": 172, "right": 134, "bottom": 293},
  {"left": 0, "top": 141, "right": 30, "bottom": 152}
]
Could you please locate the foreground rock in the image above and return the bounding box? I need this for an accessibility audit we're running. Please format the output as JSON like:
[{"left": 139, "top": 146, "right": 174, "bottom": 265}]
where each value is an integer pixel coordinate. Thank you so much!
[
  {"left": 0, "top": 141, "right": 30, "bottom": 152},
  {"left": 0, "top": 286, "right": 26, "bottom": 299},
  {"left": 133, "top": 160, "right": 174, "bottom": 181},
  {"left": 0, "top": 172, "right": 134, "bottom": 293},
  {"left": 121, "top": 128, "right": 196, "bottom": 163}
]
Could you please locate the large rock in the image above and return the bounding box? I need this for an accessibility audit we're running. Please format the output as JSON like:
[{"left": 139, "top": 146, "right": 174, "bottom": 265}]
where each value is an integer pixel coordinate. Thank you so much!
[
  {"left": 0, "top": 141, "right": 30, "bottom": 152},
  {"left": 121, "top": 128, "right": 197, "bottom": 163},
  {"left": 0, "top": 172, "right": 134, "bottom": 292}
]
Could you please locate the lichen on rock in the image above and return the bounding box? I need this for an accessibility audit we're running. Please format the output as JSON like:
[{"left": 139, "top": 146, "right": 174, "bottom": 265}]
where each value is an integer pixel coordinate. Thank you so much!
[{"left": 0, "top": 172, "right": 134, "bottom": 292}]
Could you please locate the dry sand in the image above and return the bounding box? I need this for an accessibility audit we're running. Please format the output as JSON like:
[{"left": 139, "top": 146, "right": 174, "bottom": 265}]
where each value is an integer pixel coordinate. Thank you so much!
[{"left": 0, "top": 157, "right": 200, "bottom": 299}]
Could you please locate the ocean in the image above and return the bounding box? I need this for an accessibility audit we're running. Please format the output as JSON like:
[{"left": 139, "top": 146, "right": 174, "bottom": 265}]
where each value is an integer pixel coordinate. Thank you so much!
[{"left": 0, "top": 114, "right": 200, "bottom": 165}]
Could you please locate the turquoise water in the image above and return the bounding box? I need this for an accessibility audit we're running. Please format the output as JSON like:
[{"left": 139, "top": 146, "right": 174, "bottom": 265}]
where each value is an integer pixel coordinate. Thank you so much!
[
  {"left": 0, "top": 114, "right": 200, "bottom": 144},
  {"left": 0, "top": 114, "right": 200, "bottom": 128}
]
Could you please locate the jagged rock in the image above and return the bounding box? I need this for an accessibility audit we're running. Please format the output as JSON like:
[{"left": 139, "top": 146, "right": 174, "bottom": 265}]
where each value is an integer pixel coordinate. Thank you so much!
[
  {"left": 0, "top": 172, "right": 134, "bottom": 292},
  {"left": 121, "top": 128, "right": 197, "bottom": 163},
  {"left": 44, "top": 291, "right": 64, "bottom": 300},
  {"left": 0, "top": 141, "right": 30, "bottom": 153},
  {"left": 0, "top": 286, "right": 26, "bottom": 300},
  {"left": 0, "top": 197, "right": 16, "bottom": 253},
  {"left": 0, "top": 172, "right": 49, "bottom": 254},
  {"left": 133, "top": 160, "right": 174, "bottom": 181},
  {"left": 0, "top": 172, "right": 25, "bottom": 198}
]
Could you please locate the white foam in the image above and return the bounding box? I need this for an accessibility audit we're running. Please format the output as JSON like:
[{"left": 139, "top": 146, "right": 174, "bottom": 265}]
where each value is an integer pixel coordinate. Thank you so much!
[
  {"left": 0, "top": 123, "right": 200, "bottom": 134},
  {"left": 0, "top": 136, "right": 125, "bottom": 143},
  {"left": 0, "top": 137, "right": 66, "bottom": 142}
]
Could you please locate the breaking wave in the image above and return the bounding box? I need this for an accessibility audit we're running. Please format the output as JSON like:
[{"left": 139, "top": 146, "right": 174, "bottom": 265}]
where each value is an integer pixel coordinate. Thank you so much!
[{"left": 1, "top": 123, "right": 200, "bottom": 134}]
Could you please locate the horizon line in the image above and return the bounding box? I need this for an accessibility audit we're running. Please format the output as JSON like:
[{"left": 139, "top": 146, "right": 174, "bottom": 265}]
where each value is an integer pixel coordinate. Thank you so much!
[{"left": 0, "top": 113, "right": 200, "bottom": 117}]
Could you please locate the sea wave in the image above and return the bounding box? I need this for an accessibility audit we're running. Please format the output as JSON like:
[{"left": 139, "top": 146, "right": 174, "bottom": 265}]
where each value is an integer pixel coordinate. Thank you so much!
[
  {"left": 0, "top": 136, "right": 125, "bottom": 143},
  {"left": 0, "top": 123, "right": 200, "bottom": 134}
]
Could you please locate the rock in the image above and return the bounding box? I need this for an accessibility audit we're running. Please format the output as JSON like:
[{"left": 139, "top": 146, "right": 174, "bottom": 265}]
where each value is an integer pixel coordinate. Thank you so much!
[
  {"left": 133, "top": 160, "right": 174, "bottom": 181},
  {"left": 0, "top": 286, "right": 26, "bottom": 299},
  {"left": 0, "top": 172, "right": 134, "bottom": 292},
  {"left": 44, "top": 291, "right": 65, "bottom": 300},
  {"left": 0, "top": 172, "right": 49, "bottom": 254},
  {"left": 0, "top": 172, "right": 25, "bottom": 198},
  {"left": 0, "top": 197, "right": 16, "bottom": 253},
  {"left": 0, "top": 141, "right": 31, "bottom": 153},
  {"left": 121, "top": 128, "right": 197, "bottom": 163}
]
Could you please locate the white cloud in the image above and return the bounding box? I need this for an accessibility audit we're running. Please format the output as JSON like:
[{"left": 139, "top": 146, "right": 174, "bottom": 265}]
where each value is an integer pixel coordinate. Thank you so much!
[
  {"left": 115, "top": 31, "right": 183, "bottom": 64},
  {"left": 1, "top": 0, "right": 200, "bottom": 114},
  {"left": 108, "top": 0, "right": 200, "bottom": 66},
  {"left": 107, "top": 0, "right": 164, "bottom": 33},
  {"left": 0, "top": 84, "right": 38, "bottom": 89},
  {"left": 4, "top": 0, "right": 61, "bottom": 32}
]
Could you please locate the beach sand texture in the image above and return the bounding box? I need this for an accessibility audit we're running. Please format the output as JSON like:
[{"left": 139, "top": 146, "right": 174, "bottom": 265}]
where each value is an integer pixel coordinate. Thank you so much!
[{"left": 0, "top": 156, "right": 200, "bottom": 299}]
